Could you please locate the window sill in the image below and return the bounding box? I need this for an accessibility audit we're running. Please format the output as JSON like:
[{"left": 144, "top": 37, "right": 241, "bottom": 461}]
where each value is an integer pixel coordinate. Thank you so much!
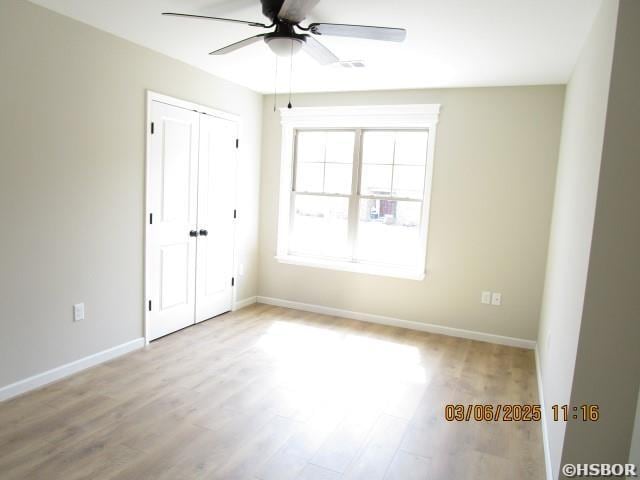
[{"left": 275, "top": 255, "right": 426, "bottom": 281}]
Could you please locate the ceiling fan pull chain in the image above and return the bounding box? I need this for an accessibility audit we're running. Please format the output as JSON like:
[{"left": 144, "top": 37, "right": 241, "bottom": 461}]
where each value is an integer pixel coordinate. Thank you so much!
[{"left": 288, "top": 40, "right": 294, "bottom": 109}]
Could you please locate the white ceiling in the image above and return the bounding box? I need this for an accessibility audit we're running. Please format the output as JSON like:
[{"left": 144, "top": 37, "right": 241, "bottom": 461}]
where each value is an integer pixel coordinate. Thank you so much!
[{"left": 29, "top": 0, "right": 602, "bottom": 94}]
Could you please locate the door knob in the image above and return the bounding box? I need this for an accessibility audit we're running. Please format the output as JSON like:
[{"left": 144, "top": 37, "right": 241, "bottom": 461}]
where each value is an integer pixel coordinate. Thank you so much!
[
  {"left": 189, "top": 230, "right": 199, "bottom": 237},
  {"left": 199, "top": 229, "right": 209, "bottom": 237}
]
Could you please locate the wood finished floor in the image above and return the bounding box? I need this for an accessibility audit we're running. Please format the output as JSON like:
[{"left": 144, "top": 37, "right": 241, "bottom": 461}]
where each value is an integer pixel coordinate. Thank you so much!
[{"left": 0, "top": 304, "right": 544, "bottom": 479}]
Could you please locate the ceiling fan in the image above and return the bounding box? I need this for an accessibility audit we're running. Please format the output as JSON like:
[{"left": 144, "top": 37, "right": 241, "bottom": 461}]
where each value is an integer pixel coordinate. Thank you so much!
[{"left": 162, "top": 0, "right": 407, "bottom": 65}]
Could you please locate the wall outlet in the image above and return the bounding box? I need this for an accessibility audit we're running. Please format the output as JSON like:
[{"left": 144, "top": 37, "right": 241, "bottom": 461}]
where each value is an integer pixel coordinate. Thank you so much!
[
  {"left": 491, "top": 293, "right": 502, "bottom": 306},
  {"left": 73, "top": 303, "right": 85, "bottom": 322},
  {"left": 481, "top": 291, "right": 492, "bottom": 305}
]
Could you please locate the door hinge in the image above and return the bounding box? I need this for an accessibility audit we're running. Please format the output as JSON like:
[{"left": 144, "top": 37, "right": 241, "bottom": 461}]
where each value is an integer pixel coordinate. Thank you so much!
[
  {"left": 231, "top": 277, "right": 235, "bottom": 287},
  {"left": 235, "top": 138, "right": 239, "bottom": 149},
  {"left": 148, "top": 300, "right": 152, "bottom": 311},
  {"left": 233, "top": 209, "right": 237, "bottom": 219},
  {"left": 150, "top": 122, "right": 155, "bottom": 134},
  {"left": 149, "top": 213, "right": 153, "bottom": 225}
]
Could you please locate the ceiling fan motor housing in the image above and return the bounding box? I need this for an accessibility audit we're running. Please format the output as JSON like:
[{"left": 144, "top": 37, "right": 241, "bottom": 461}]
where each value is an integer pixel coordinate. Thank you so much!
[{"left": 261, "top": 0, "right": 286, "bottom": 22}]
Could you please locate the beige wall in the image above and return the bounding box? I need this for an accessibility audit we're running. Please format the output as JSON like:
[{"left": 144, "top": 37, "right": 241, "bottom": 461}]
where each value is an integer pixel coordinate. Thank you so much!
[
  {"left": 258, "top": 86, "right": 564, "bottom": 341},
  {"left": 535, "top": 0, "right": 619, "bottom": 475},
  {"left": 561, "top": 0, "right": 640, "bottom": 469},
  {"left": 0, "top": 0, "right": 262, "bottom": 388},
  {"left": 537, "top": 0, "right": 640, "bottom": 475}
]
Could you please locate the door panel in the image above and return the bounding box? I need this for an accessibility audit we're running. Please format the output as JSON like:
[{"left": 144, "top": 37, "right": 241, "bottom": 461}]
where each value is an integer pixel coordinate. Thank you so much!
[
  {"left": 160, "top": 243, "right": 190, "bottom": 310},
  {"left": 195, "top": 114, "right": 237, "bottom": 323},
  {"left": 148, "top": 101, "right": 199, "bottom": 340}
]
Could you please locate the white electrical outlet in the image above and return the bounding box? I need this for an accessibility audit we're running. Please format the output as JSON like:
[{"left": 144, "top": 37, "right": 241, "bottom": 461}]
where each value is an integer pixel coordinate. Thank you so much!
[
  {"left": 481, "top": 291, "right": 492, "bottom": 304},
  {"left": 491, "top": 293, "right": 502, "bottom": 306},
  {"left": 239, "top": 263, "right": 245, "bottom": 276},
  {"left": 73, "top": 303, "right": 85, "bottom": 322}
]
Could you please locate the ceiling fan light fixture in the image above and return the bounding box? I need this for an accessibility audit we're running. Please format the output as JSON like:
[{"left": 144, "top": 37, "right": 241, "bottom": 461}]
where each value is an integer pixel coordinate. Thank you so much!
[{"left": 265, "top": 35, "right": 305, "bottom": 57}]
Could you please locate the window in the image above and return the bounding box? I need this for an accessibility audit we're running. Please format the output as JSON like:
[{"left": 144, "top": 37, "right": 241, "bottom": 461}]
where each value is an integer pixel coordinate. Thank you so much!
[{"left": 277, "top": 105, "right": 440, "bottom": 280}]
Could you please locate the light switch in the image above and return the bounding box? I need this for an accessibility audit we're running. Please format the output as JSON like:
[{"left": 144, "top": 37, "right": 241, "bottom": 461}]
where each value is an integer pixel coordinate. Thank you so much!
[{"left": 481, "top": 291, "right": 492, "bottom": 305}]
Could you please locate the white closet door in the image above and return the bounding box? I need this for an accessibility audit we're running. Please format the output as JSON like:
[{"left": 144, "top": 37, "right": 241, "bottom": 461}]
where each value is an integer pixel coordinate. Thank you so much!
[
  {"left": 148, "top": 101, "right": 199, "bottom": 341},
  {"left": 195, "top": 114, "right": 237, "bottom": 323}
]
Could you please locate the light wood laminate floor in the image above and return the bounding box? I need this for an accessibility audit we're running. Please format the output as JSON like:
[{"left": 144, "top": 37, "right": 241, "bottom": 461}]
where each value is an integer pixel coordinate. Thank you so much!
[{"left": 0, "top": 304, "right": 544, "bottom": 479}]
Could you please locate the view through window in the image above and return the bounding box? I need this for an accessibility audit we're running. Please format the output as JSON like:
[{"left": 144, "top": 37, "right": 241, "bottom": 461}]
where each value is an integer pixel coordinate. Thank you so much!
[{"left": 288, "top": 129, "right": 430, "bottom": 270}]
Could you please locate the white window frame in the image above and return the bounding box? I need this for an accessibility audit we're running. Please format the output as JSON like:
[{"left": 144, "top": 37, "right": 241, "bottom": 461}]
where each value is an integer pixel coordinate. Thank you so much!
[{"left": 276, "top": 104, "right": 440, "bottom": 280}]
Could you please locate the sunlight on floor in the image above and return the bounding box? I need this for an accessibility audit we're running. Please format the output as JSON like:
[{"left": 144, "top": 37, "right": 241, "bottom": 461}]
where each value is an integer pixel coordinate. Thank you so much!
[{"left": 256, "top": 321, "right": 430, "bottom": 412}]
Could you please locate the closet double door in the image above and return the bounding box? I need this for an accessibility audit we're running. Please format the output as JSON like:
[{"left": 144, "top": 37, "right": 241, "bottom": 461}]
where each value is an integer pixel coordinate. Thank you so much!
[{"left": 147, "top": 99, "right": 237, "bottom": 341}]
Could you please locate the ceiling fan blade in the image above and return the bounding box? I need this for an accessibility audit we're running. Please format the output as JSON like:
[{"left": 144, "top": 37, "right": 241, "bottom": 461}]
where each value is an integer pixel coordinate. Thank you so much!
[
  {"left": 277, "top": 0, "right": 320, "bottom": 24},
  {"left": 309, "top": 23, "right": 406, "bottom": 42},
  {"left": 162, "top": 12, "right": 270, "bottom": 28},
  {"left": 209, "top": 34, "right": 266, "bottom": 55},
  {"left": 302, "top": 35, "right": 338, "bottom": 65}
]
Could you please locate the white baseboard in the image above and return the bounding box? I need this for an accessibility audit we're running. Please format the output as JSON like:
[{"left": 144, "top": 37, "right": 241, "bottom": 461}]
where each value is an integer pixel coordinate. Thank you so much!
[
  {"left": 535, "top": 346, "right": 554, "bottom": 480},
  {"left": 0, "top": 338, "right": 145, "bottom": 402},
  {"left": 233, "top": 296, "right": 257, "bottom": 311},
  {"left": 256, "top": 296, "right": 536, "bottom": 349}
]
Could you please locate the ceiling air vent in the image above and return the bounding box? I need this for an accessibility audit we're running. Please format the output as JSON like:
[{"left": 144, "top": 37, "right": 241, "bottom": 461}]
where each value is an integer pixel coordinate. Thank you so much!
[{"left": 338, "top": 60, "right": 366, "bottom": 68}]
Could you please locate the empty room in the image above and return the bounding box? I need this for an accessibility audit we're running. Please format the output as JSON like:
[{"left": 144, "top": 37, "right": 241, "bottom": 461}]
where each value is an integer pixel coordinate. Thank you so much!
[{"left": 0, "top": 0, "right": 638, "bottom": 479}]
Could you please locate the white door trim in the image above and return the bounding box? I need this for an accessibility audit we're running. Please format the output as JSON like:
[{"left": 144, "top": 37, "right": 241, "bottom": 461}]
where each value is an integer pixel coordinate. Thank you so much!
[{"left": 144, "top": 90, "right": 241, "bottom": 344}]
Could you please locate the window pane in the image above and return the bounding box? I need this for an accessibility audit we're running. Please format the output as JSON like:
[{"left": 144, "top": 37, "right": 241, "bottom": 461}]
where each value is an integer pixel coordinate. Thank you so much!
[
  {"left": 324, "top": 163, "right": 352, "bottom": 194},
  {"left": 326, "top": 132, "right": 355, "bottom": 164},
  {"left": 392, "top": 165, "right": 426, "bottom": 199},
  {"left": 362, "top": 131, "right": 394, "bottom": 164},
  {"left": 295, "top": 163, "right": 324, "bottom": 192},
  {"left": 394, "top": 131, "right": 428, "bottom": 165},
  {"left": 290, "top": 195, "right": 349, "bottom": 258},
  {"left": 297, "top": 132, "right": 325, "bottom": 163},
  {"left": 356, "top": 200, "right": 422, "bottom": 266},
  {"left": 361, "top": 164, "right": 392, "bottom": 196}
]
